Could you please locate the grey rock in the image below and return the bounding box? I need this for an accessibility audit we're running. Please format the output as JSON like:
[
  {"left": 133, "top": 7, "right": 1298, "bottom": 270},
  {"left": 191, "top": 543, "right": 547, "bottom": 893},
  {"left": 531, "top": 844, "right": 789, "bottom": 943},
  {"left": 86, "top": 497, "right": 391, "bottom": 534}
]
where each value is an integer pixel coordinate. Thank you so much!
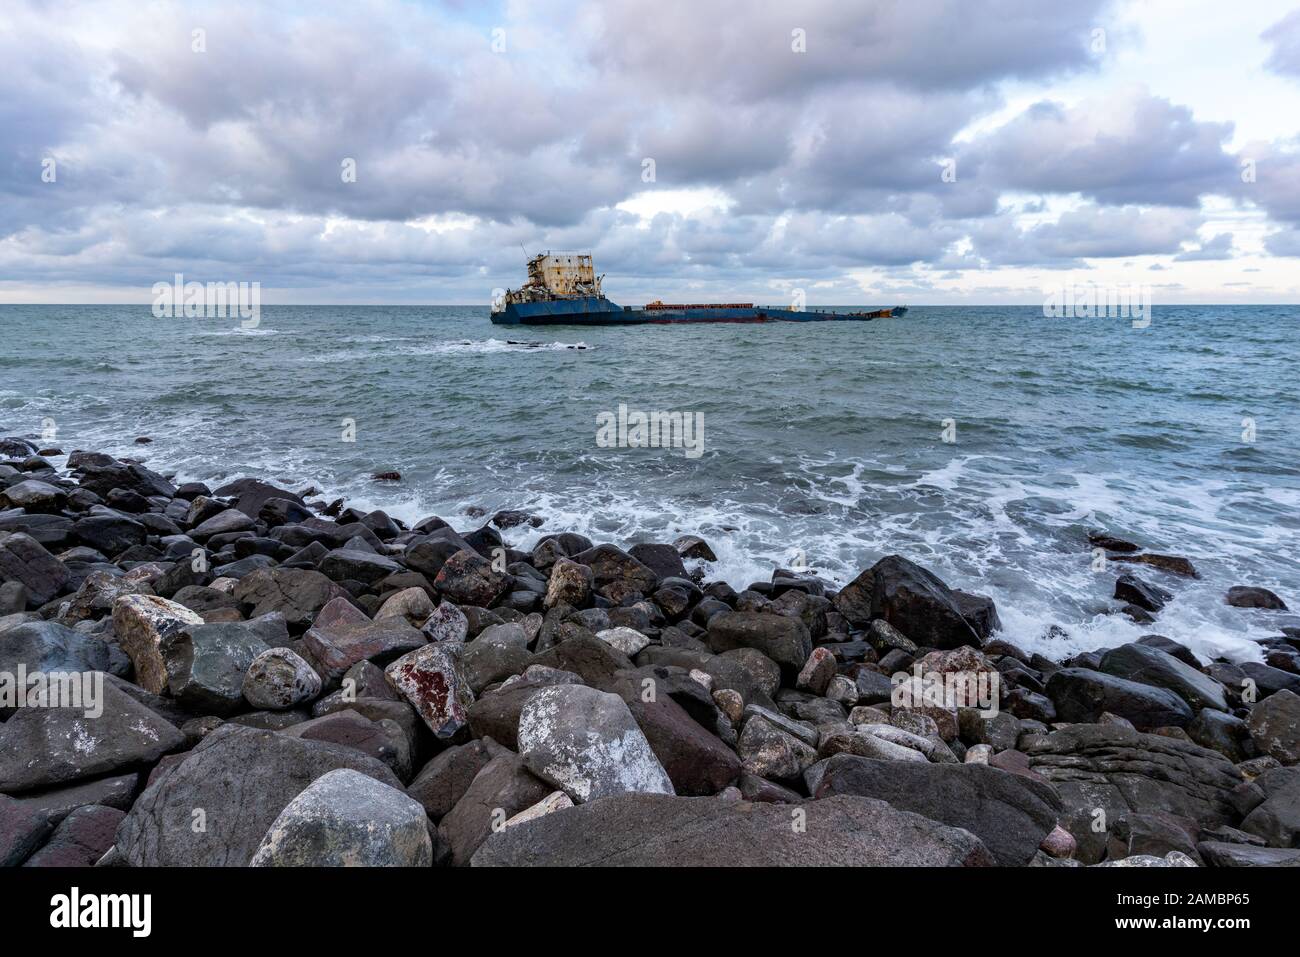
[
  {"left": 0, "top": 532, "right": 69, "bottom": 605},
  {"left": 250, "top": 768, "right": 431, "bottom": 866},
  {"left": 242, "top": 646, "right": 322, "bottom": 709},
  {"left": 813, "top": 754, "right": 1061, "bottom": 865},
  {"left": 1247, "top": 688, "right": 1300, "bottom": 765},
  {"left": 1046, "top": 667, "right": 1194, "bottom": 729},
  {"left": 1099, "top": 642, "right": 1227, "bottom": 712},
  {"left": 114, "top": 724, "right": 402, "bottom": 865},
  {"left": 517, "top": 683, "right": 674, "bottom": 802},
  {"left": 472, "top": 793, "right": 994, "bottom": 866}
]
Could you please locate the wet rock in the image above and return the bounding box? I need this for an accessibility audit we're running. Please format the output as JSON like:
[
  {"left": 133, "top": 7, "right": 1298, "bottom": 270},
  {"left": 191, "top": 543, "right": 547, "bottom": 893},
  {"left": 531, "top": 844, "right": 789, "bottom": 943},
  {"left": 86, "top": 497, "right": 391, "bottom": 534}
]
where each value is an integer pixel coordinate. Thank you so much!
[
  {"left": 1088, "top": 531, "right": 1140, "bottom": 553},
  {"left": 433, "top": 547, "right": 511, "bottom": 607},
  {"left": 0, "top": 532, "right": 69, "bottom": 605},
  {"left": 114, "top": 724, "right": 401, "bottom": 866},
  {"left": 0, "top": 681, "right": 185, "bottom": 792},
  {"left": 232, "top": 567, "right": 348, "bottom": 630},
  {"left": 0, "top": 479, "right": 67, "bottom": 513},
  {"left": 6, "top": 773, "right": 141, "bottom": 826},
  {"left": 320, "top": 547, "right": 401, "bottom": 585},
  {"left": 384, "top": 641, "right": 475, "bottom": 740},
  {"left": 472, "top": 793, "right": 994, "bottom": 867},
  {"left": 112, "top": 594, "right": 205, "bottom": 693},
  {"left": 1226, "top": 586, "right": 1288, "bottom": 611},
  {"left": 1114, "top": 574, "right": 1171, "bottom": 613},
  {"left": 833, "top": 555, "right": 988, "bottom": 649},
  {"left": 21, "top": 804, "right": 123, "bottom": 867},
  {"left": 1112, "top": 554, "right": 1199, "bottom": 578},
  {"left": 1187, "top": 709, "right": 1250, "bottom": 762},
  {"left": 813, "top": 754, "right": 1062, "bottom": 865},
  {"left": 674, "top": 535, "right": 717, "bottom": 562},
  {"left": 628, "top": 543, "right": 688, "bottom": 582},
  {"left": 1099, "top": 642, "right": 1228, "bottom": 712},
  {"left": 1046, "top": 667, "right": 1194, "bottom": 729},
  {"left": 191, "top": 508, "right": 256, "bottom": 540},
  {"left": 211, "top": 478, "right": 304, "bottom": 519},
  {"left": 571, "top": 544, "right": 659, "bottom": 594},
  {"left": 242, "top": 646, "right": 322, "bottom": 710},
  {"left": 517, "top": 683, "right": 674, "bottom": 802},
  {"left": 1247, "top": 689, "right": 1300, "bottom": 765},
  {"left": 819, "top": 727, "right": 930, "bottom": 764}
]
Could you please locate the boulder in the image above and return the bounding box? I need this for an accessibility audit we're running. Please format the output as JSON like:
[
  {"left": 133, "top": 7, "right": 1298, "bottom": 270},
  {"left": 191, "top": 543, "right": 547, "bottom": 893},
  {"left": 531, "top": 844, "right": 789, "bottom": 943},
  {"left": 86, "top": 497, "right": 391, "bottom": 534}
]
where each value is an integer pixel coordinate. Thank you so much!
[
  {"left": 1099, "top": 642, "right": 1228, "bottom": 712},
  {"left": 571, "top": 544, "right": 659, "bottom": 594},
  {"left": 433, "top": 548, "right": 511, "bottom": 607},
  {"left": 738, "top": 714, "right": 819, "bottom": 781},
  {"left": 232, "top": 567, "right": 347, "bottom": 630},
  {"left": 707, "top": 610, "right": 811, "bottom": 679},
  {"left": 0, "top": 620, "right": 115, "bottom": 675},
  {"left": 319, "top": 547, "right": 401, "bottom": 585},
  {"left": 211, "top": 478, "right": 303, "bottom": 519},
  {"left": 72, "top": 514, "right": 146, "bottom": 557},
  {"left": 162, "top": 622, "right": 268, "bottom": 715},
  {"left": 20, "top": 804, "right": 123, "bottom": 867},
  {"left": 438, "top": 752, "right": 553, "bottom": 866},
  {"left": 543, "top": 557, "right": 593, "bottom": 610},
  {"left": 1114, "top": 574, "right": 1171, "bottom": 613},
  {"left": 407, "top": 739, "right": 503, "bottom": 822},
  {"left": 1246, "top": 689, "right": 1300, "bottom": 765},
  {"left": 596, "top": 626, "right": 651, "bottom": 657},
  {"left": 250, "top": 768, "right": 431, "bottom": 866},
  {"left": 61, "top": 569, "right": 154, "bottom": 624},
  {"left": 1046, "top": 667, "right": 1194, "bottom": 729},
  {"left": 114, "top": 724, "right": 402, "bottom": 866},
  {"left": 0, "top": 479, "right": 66, "bottom": 513},
  {"left": 0, "top": 532, "right": 69, "bottom": 605},
  {"left": 517, "top": 684, "right": 674, "bottom": 802},
  {"left": 242, "top": 646, "right": 322, "bottom": 710},
  {"left": 832, "top": 555, "right": 987, "bottom": 648},
  {"left": 813, "top": 754, "right": 1062, "bottom": 865},
  {"left": 191, "top": 509, "right": 256, "bottom": 540},
  {"left": 375, "top": 586, "right": 435, "bottom": 628},
  {"left": 1238, "top": 767, "right": 1300, "bottom": 847},
  {"left": 0, "top": 794, "right": 52, "bottom": 866},
  {"left": 111, "top": 594, "right": 205, "bottom": 693},
  {"left": 303, "top": 596, "right": 426, "bottom": 682},
  {"left": 0, "top": 680, "right": 184, "bottom": 792},
  {"left": 1024, "top": 724, "right": 1242, "bottom": 864},
  {"left": 459, "top": 623, "right": 529, "bottom": 693},
  {"left": 384, "top": 641, "right": 475, "bottom": 739},
  {"left": 472, "top": 793, "right": 994, "bottom": 866},
  {"left": 1226, "top": 586, "right": 1288, "bottom": 610}
]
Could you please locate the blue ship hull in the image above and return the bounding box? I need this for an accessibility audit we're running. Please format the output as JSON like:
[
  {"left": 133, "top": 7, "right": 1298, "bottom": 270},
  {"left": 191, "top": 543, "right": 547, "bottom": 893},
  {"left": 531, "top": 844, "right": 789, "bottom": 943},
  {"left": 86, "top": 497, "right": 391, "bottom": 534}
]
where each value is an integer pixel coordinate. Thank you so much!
[{"left": 492, "top": 297, "right": 905, "bottom": 325}]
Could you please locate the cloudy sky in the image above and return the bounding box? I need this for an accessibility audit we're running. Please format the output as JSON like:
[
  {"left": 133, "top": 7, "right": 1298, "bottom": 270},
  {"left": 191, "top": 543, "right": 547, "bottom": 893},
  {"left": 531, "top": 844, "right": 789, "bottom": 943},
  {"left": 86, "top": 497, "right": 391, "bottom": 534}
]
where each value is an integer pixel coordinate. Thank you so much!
[{"left": 4, "top": 0, "right": 1300, "bottom": 304}]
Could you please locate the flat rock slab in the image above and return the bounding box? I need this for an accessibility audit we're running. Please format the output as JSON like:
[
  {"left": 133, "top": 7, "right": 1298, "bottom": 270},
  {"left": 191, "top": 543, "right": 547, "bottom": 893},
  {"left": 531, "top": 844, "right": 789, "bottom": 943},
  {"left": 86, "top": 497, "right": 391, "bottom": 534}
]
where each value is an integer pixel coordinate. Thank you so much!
[
  {"left": 1025, "top": 724, "right": 1242, "bottom": 864},
  {"left": 471, "top": 793, "right": 994, "bottom": 866},
  {"left": 811, "top": 754, "right": 1062, "bottom": 865},
  {"left": 114, "top": 724, "right": 403, "bottom": 866},
  {"left": 0, "top": 681, "right": 184, "bottom": 793}
]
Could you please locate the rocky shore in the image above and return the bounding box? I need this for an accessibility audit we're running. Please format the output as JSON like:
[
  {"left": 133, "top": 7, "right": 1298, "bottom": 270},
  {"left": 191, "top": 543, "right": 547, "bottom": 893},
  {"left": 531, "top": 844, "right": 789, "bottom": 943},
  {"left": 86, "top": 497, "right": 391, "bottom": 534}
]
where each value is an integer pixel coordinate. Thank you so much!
[{"left": 1, "top": 435, "right": 1298, "bottom": 868}]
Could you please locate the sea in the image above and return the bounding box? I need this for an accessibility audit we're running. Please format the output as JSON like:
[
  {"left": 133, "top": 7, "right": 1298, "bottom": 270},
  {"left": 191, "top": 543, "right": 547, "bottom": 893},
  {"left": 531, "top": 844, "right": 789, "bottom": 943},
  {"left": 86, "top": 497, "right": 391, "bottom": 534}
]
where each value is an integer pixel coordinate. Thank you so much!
[{"left": 3, "top": 303, "right": 1297, "bottom": 664}]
